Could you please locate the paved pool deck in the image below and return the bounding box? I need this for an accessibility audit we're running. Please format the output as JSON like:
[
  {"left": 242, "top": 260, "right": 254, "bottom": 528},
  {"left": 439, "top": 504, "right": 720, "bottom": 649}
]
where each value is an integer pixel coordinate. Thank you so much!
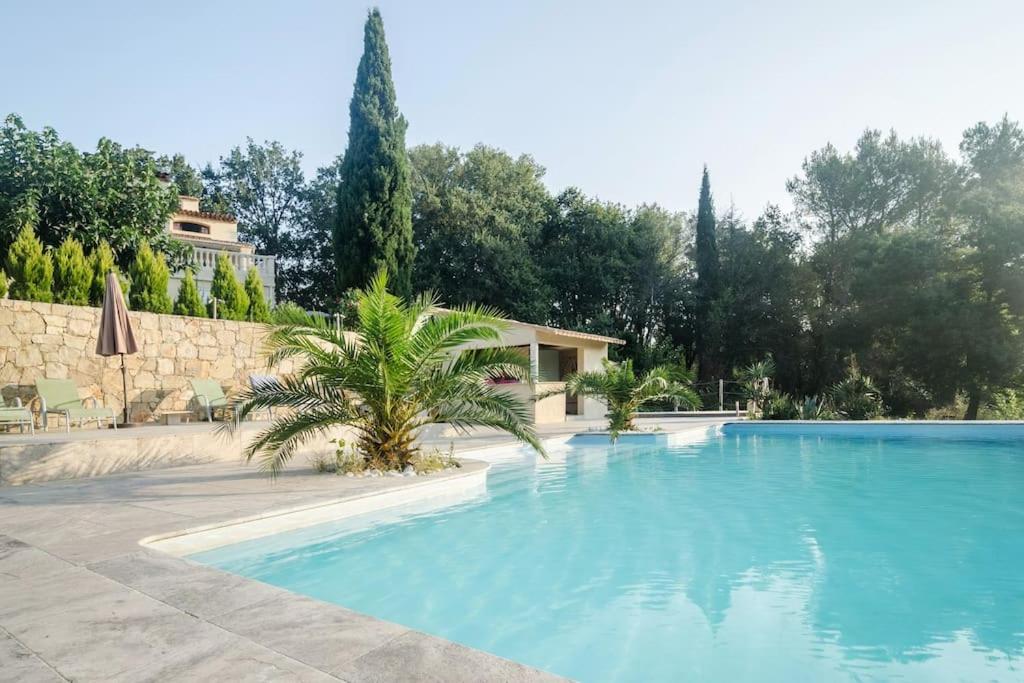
[{"left": 0, "top": 418, "right": 724, "bottom": 682}]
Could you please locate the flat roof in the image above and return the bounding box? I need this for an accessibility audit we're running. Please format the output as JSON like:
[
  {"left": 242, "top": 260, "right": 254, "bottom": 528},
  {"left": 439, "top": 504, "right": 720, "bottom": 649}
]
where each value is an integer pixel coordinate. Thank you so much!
[{"left": 433, "top": 307, "right": 624, "bottom": 345}]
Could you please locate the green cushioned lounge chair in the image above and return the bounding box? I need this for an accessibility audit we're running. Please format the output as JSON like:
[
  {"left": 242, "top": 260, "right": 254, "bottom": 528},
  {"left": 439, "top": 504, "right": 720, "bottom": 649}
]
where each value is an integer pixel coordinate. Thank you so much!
[
  {"left": 0, "top": 387, "right": 34, "bottom": 434},
  {"left": 36, "top": 379, "right": 116, "bottom": 433},
  {"left": 189, "top": 378, "right": 237, "bottom": 424}
]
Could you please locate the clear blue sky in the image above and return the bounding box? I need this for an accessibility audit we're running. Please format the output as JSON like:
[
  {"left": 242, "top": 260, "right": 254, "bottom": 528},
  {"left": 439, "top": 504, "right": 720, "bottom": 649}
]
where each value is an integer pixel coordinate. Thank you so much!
[{"left": 3, "top": 0, "right": 1023, "bottom": 217}]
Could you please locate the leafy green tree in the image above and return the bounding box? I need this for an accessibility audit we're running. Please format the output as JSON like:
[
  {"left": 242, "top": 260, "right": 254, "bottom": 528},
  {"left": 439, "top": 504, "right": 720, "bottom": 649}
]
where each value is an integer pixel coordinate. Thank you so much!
[
  {"left": 693, "top": 167, "right": 721, "bottom": 382},
  {"left": 550, "top": 359, "right": 699, "bottom": 436},
  {"left": 711, "top": 207, "right": 810, "bottom": 393},
  {"left": 410, "top": 143, "right": 551, "bottom": 322},
  {"left": 0, "top": 115, "right": 185, "bottom": 268},
  {"left": 208, "top": 254, "right": 248, "bottom": 320},
  {"left": 244, "top": 267, "right": 271, "bottom": 322},
  {"left": 5, "top": 222, "right": 53, "bottom": 302},
  {"left": 277, "top": 157, "right": 341, "bottom": 309},
  {"left": 232, "top": 270, "right": 543, "bottom": 475},
  {"left": 334, "top": 9, "right": 414, "bottom": 297},
  {"left": 52, "top": 237, "right": 91, "bottom": 305},
  {"left": 0, "top": 270, "right": 7, "bottom": 298},
  {"left": 88, "top": 240, "right": 118, "bottom": 306},
  {"left": 128, "top": 242, "right": 173, "bottom": 314},
  {"left": 173, "top": 269, "right": 206, "bottom": 317},
  {"left": 157, "top": 153, "right": 205, "bottom": 198},
  {"left": 540, "top": 189, "right": 634, "bottom": 334},
  {"left": 204, "top": 139, "right": 305, "bottom": 268}
]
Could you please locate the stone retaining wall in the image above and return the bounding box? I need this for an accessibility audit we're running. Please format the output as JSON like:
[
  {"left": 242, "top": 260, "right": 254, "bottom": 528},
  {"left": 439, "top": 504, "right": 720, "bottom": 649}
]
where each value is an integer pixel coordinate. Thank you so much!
[{"left": 0, "top": 299, "right": 295, "bottom": 422}]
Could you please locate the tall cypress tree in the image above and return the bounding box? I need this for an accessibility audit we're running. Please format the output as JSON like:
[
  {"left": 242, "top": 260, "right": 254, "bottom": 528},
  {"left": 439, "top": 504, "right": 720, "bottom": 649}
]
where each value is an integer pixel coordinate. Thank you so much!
[
  {"left": 333, "top": 8, "right": 414, "bottom": 298},
  {"left": 694, "top": 166, "right": 720, "bottom": 383}
]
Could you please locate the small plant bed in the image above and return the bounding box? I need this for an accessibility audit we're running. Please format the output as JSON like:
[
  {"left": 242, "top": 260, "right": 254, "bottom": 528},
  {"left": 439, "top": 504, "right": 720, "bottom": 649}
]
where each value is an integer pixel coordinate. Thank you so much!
[{"left": 310, "top": 439, "right": 461, "bottom": 478}]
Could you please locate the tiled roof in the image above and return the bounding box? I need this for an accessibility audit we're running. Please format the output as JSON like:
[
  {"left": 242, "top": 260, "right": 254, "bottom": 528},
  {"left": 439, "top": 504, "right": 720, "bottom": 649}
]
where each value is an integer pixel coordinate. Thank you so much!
[{"left": 175, "top": 208, "right": 236, "bottom": 223}]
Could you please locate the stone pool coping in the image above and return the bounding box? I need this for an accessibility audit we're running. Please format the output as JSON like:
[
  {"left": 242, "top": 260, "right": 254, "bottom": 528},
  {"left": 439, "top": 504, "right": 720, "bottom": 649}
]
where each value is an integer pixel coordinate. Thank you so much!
[
  {"left": 143, "top": 460, "right": 490, "bottom": 556},
  {"left": 0, "top": 418, "right": 725, "bottom": 681}
]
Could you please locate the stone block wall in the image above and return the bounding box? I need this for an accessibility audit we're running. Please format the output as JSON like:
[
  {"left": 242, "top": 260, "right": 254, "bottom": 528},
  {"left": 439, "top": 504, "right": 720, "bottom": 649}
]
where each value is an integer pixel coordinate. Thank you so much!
[{"left": 0, "top": 299, "right": 295, "bottom": 422}]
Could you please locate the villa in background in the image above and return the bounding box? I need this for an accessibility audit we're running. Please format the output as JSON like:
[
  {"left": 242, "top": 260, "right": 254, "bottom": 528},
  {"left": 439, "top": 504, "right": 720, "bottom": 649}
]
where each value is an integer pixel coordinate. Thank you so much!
[{"left": 166, "top": 195, "right": 276, "bottom": 305}]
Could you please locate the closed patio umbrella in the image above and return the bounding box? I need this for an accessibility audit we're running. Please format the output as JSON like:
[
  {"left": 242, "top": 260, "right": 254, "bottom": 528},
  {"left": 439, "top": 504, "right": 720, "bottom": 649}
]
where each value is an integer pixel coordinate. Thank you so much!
[{"left": 95, "top": 272, "right": 138, "bottom": 425}]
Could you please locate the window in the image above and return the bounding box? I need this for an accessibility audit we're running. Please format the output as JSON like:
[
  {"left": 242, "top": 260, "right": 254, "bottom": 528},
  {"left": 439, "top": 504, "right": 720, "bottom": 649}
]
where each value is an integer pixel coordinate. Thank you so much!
[{"left": 174, "top": 222, "right": 210, "bottom": 234}]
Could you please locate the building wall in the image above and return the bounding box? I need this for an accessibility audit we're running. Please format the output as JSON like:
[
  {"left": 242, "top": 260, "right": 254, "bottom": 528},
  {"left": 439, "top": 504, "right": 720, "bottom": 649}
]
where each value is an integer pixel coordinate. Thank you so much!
[{"left": 0, "top": 299, "right": 293, "bottom": 422}]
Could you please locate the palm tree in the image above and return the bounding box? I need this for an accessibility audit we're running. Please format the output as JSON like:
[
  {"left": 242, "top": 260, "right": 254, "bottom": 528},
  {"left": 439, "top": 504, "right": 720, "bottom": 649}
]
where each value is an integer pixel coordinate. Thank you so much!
[
  {"left": 232, "top": 271, "right": 544, "bottom": 475},
  {"left": 829, "top": 361, "right": 884, "bottom": 419},
  {"left": 552, "top": 359, "right": 700, "bottom": 436},
  {"left": 736, "top": 356, "right": 776, "bottom": 408}
]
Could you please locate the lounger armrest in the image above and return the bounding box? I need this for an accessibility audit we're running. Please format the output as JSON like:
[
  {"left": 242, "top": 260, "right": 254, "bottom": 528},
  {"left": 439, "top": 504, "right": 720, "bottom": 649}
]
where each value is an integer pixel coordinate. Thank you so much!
[{"left": 194, "top": 394, "right": 210, "bottom": 407}]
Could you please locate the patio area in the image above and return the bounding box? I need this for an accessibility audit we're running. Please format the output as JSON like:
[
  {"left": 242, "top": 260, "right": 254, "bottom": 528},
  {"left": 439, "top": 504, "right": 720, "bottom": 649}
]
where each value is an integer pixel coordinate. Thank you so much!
[{"left": 0, "top": 417, "right": 725, "bottom": 681}]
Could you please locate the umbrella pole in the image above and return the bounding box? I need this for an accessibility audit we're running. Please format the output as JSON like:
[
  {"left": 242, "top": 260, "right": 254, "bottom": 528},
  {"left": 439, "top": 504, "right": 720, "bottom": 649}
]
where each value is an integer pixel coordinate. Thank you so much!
[{"left": 121, "top": 353, "right": 129, "bottom": 425}]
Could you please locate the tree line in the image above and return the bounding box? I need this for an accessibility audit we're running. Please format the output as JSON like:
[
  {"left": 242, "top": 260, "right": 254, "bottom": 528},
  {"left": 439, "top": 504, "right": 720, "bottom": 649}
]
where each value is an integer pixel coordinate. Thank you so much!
[{"left": 2, "top": 9, "right": 1022, "bottom": 418}]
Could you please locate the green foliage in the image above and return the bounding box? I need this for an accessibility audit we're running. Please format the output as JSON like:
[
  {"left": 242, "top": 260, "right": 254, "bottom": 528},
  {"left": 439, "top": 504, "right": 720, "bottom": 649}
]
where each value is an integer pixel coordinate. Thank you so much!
[
  {"left": 52, "top": 237, "right": 91, "bottom": 305},
  {"left": 693, "top": 166, "right": 720, "bottom": 382},
  {"left": 410, "top": 144, "right": 551, "bottom": 322},
  {"left": 555, "top": 359, "right": 700, "bottom": 436},
  {"left": 761, "top": 390, "right": 800, "bottom": 420},
  {"left": 0, "top": 114, "right": 185, "bottom": 269},
  {"left": 205, "top": 140, "right": 304, "bottom": 261},
  {"left": 231, "top": 270, "right": 543, "bottom": 475},
  {"left": 157, "top": 153, "right": 204, "bottom": 197},
  {"left": 829, "top": 361, "right": 884, "bottom": 420},
  {"left": 88, "top": 240, "right": 118, "bottom": 306},
  {"left": 334, "top": 9, "right": 414, "bottom": 298},
  {"left": 208, "top": 255, "right": 248, "bottom": 320},
  {"left": 0, "top": 269, "right": 7, "bottom": 298},
  {"left": 983, "top": 390, "right": 1024, "bottom": 420},
  {"left": 5, "top": 222, "right": 53, "bottom": 302},
  {"left": 736, "top": 356, "right": 776, "bottom": 407},
  {"left": 173, "top": 269, "right": 206, "bottom": 317},
  {"left": 244, "top": 267, "right": 271, "bottom": 322},
  {"left": 799, "top": 395, "right": 837, "bottom": 420},
  {"left": 128, "top": 242, "right": 173, "bottom": 314}
]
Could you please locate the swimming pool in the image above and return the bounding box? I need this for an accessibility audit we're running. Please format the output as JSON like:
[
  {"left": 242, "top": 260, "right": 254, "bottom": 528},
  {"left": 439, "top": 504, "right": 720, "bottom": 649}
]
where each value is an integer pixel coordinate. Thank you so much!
[{"left": 192, "top": 424, "right": 1024, "bottom": 682}]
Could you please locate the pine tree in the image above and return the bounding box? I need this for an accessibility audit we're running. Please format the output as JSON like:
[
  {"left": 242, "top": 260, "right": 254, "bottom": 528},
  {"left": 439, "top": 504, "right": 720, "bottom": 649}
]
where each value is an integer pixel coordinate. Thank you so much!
[
  {"left": 209, "top": 254, "right": 249, "bottom": 320},
  {"left": 333, "top": 8, "right": 414, "bottom": 298},
  {"left": 694, "top": 166, "right": 720, "bottom": 383},
  {"left": 52, "top": 237, "right": 92, "bottom": 305},
  {"left": 128, "top": 242, "right": 173, "bottom": 313},
  {"left": 174, "top": 269, "right": 206, "bottom": 317},
  {"left": 5, "top": 223, "right": 53, "bottom": 302},
  {"left": 243, "top": 267, "right": 271, "bottom": 322},
  {"left": 88, "top": 240, "right": 118, "bottom": 306}
]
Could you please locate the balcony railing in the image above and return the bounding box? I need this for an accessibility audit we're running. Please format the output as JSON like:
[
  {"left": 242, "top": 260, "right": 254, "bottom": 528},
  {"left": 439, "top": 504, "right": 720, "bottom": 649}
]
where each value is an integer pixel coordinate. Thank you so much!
[{"left": 190, "top": 246, "right": 276, "bottom": 283}]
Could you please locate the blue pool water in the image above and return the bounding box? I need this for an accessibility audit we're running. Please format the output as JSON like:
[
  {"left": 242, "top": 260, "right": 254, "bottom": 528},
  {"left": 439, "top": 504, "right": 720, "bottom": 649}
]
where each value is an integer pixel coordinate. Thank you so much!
[{"left": 193, "top": 425, "right": 1024, "bottom": 682}]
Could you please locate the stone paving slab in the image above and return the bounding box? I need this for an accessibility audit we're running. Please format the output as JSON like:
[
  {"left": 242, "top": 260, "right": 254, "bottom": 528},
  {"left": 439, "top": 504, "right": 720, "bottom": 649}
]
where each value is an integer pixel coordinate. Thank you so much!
[{"left": 0, "top": 419, "right": 724, "bottom": 681}]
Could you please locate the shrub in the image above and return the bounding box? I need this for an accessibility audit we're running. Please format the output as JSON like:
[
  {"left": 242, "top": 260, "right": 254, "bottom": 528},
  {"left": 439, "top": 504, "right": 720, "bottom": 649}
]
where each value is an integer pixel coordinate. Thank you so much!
[
  {"left": 799, "top": 395, "right": 837, "bottom": 420},
  {"left": 244, "top": 267, "right": 271, "bottom": 323},
  {"left": 0, "top": 269, "right": 7, "bottom": 298},
  {"left": 762, "top": 390, "right": 800, "bottom": 420},
  {"left": 208, "top": 255, "right": 248, "bottom": 320},
  {"left": 52, "top": 237, "right": 91, "bottom": 305},
  {"left": 128, "top": 242, "right": 173, "bottom": 313},
  {"left": 270, "top": 301, "right": 307, "bottom": 324},
  {"left": 983, "top": 390, "right": 1024, "bottom": 420},
  {"left": 5, "top": 223, "right": 53, "bottom": 302},
  {"left": 410, "top": 447, "right": 460, "bottom": 474},
  {"left": 88, "top": 240, "right": 118, "bottom": 305},
  {"left": 173, "top": 269, "right": 206, "bottom": 317},
  {"left": 829, "top": 361, "right": 884, "bottom": 420}
]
